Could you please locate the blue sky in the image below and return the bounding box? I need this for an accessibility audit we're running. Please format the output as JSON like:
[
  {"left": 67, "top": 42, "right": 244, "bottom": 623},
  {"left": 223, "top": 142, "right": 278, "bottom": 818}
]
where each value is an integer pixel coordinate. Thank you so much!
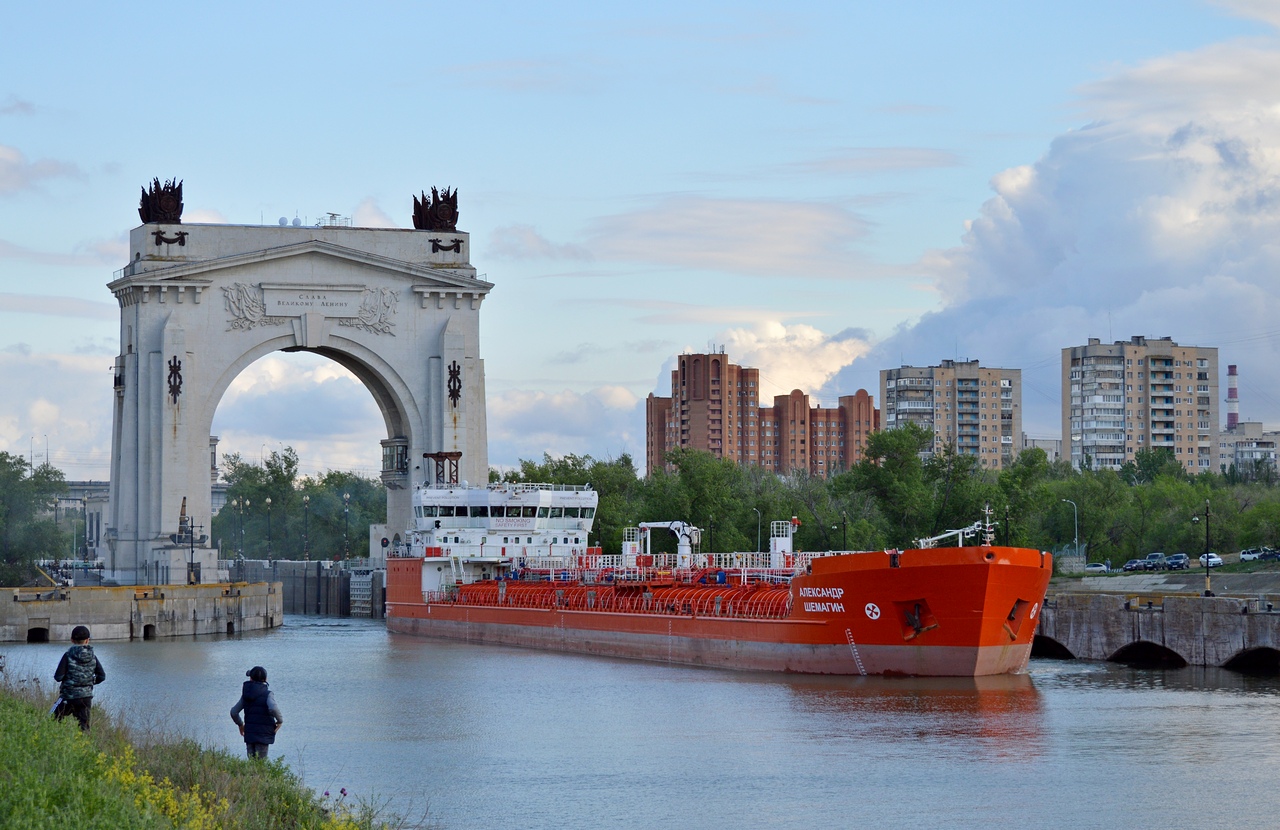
[{"left": 3, "top": 1, "right": 1279, "bottom": 478}]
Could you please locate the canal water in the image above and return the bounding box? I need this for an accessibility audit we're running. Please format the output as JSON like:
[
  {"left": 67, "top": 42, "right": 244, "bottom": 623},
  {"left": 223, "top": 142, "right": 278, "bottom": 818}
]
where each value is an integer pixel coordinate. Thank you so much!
[{"left": 5, "top": 616, "right": 1279, "bottom": 829}]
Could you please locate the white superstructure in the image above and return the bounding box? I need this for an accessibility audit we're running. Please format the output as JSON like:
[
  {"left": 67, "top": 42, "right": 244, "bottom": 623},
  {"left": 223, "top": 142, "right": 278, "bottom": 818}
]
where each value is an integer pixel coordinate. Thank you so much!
[{"left": 402, "top": 482, "right": 599, "bottom": 592}]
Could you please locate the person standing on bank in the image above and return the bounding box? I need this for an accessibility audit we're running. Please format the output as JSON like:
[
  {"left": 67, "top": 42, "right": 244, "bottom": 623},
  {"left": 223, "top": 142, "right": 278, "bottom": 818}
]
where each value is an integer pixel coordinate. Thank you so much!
[
  {"left": 53, "top": 625, "right": 106, "bottom": 732},
  {"left": 229, "top": 666, "right": 283, "bottom": 759}
]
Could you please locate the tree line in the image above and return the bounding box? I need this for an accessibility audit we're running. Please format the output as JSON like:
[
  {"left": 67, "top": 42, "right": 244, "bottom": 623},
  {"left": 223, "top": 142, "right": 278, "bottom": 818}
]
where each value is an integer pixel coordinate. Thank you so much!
[
  {"left": 7, "top": 426, "right": 1280, "bottom": 586},
  {"left": 499, "top": 423, "right": 1280, "bottom": 562},
  {"left": 212, "top": 448, "right": 386, "bottom": 561},
  {"left": 0, "top": 452, "right": 72, "bottom": 585}
]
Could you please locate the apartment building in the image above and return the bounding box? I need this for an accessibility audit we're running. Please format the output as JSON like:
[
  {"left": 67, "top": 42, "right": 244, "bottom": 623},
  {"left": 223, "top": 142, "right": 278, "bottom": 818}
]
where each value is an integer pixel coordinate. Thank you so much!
[
  {"left": 879, "top": 360, "right": 1022, "bottom": 469},
  {"left": 1062, "top": 336, "right": 1218, "bottom": 472},
  {"left": 645, "top": 351, "right": 878, "bottom": 476}
]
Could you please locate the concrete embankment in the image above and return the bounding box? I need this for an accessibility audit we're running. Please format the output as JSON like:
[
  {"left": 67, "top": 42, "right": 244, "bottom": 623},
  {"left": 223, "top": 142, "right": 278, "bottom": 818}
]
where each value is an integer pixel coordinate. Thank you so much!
[{"left": 1, "top": 582, "right": 283, "bottom": 642}]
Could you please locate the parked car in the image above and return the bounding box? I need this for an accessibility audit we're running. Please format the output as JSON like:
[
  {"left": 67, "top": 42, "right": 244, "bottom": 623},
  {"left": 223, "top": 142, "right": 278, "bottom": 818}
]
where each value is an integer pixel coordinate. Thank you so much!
[
  {"left": 1261, "top": 547, "right": 1280, "bottom": 562},
  {"left": 1143, "top": 552, "right": 1168, "bottom": 571},
  {"left": 1122, "top": 559, "right": 1144, "bottom": 572},
  {"left": 1084, "top": 562, "right": 1109, "bottom": 574},
  {"left": 1240, "top": 548, "right": 1263, "bottom": 562},
  {"left": 1165, "top": 553, "right": 1191, "bottom": 571},
  {"left": 1198, "top": 552, "right": 1224, "bottom": 568}
]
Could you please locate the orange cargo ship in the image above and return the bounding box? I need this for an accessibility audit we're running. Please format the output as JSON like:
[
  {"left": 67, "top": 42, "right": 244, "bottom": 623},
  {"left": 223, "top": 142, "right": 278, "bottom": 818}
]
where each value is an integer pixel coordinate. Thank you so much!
[{"left": 385, "top": 482, "right": 1052, "bottom": 677}]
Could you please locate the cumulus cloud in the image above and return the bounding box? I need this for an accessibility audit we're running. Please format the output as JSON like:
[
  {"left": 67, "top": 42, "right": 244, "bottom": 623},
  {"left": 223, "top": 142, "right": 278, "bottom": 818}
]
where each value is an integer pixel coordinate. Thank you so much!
[
  {"left": 586, "top": 196, "right": 871, "bottom": 278},
  {"left": 0, "top": 144, "right": 79, "bottom": 194},
  {"left": 487, "top": 386, "right": 642, "bottom": 466},
  {"left": 214, "top": 355, "right": 385, "bottom": 476},
  {"left": 354, "top": 198, "right": 399, "bottom": 229},
  {"left": 829, "top": 33, "right": 1280, "bottom": 434},
  {"left": 711, "top": 321, "right": 872, "bottom": 400},
  {"left": 0, "top": 351, "right": 113, "bottom": 477}
]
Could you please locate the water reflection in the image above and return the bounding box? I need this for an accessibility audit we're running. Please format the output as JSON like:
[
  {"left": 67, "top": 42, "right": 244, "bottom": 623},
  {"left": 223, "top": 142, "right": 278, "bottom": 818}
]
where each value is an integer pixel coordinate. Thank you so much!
[
  {"left": 782, "top": 673, "right": 1043, "bottom": 761},
  {"left": 5, "top": 620, "right": 1280, "bottom": 829}
]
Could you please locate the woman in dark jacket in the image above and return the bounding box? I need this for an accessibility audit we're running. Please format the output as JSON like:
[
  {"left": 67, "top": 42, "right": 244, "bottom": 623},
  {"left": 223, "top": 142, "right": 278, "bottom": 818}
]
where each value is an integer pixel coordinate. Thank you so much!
[{"left": 229, "top": 666, "right": 284, "bottom": 758}]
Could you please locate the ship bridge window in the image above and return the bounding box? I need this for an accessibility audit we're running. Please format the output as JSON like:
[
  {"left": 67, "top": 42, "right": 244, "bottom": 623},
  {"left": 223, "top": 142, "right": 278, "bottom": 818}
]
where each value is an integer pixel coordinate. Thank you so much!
[
  {"left": 550, "top": 507, "right": 563, "bottom": 519},
  {"left": 522, "top": 506, "right": 536, "bottom": 518},
  {"left": 421, "top": 506, "right": 438, "bottom": 517},
  {"left": 574, "top": 537, "right": 581, "bottom": 544},
  {"left": 471, "top": 505, "right": 489, "bottom": 518},
  {"left": 505, "top": 507, "right": 522, "bottom": 518},
  {"left": 563, "top": 507, "right": 580, "bottom": 519},
  {"left": 537, "top": 507, "right": 549, "bottom": 518},
  {"left": 438, "top": 506, "right": 456, "bottom": 517},
  {"left": 581, "top": 507, "right": 595, "bottom": 519}
]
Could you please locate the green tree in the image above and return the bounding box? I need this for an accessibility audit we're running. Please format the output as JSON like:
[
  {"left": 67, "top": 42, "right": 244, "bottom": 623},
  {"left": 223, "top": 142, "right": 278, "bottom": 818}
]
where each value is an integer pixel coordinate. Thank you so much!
[
  {"left": 0, "top": 454, "right": 68, "bottom": 585},
  {"left": 213, "top": 449, "right": 385, "bottom": 560},
  {"left": 840, "top": 422, "right": 933, "bottom": 546}
]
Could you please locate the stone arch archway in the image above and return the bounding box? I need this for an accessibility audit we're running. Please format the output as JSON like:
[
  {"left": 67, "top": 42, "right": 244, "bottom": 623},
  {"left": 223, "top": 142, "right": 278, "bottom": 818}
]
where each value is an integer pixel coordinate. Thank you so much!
[
  {"left": 106, "top": 221, "right": 493, "bottom": 585},
  {"left": 1108, "top": 640, "right": 1189, "bottom": 668},
  {"left": 1223, "top": 646, "right": 1280, "bottom": 675}
]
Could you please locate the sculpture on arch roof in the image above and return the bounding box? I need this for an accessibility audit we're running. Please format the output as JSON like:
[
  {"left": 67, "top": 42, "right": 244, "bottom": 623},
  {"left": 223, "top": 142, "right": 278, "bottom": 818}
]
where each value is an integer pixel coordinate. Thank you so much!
[
  {"left": 139, "top": 178, "right": 184, "bottom": 224},
  {"left": 412, "top": 187, "right": 459, "bottom": 232}
]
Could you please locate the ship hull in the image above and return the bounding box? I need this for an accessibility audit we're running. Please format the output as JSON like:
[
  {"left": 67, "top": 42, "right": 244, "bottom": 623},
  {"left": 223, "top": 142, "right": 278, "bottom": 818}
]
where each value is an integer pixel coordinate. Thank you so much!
[{"left": 386, "top": 545, "right": 1052, "bottom": 677}]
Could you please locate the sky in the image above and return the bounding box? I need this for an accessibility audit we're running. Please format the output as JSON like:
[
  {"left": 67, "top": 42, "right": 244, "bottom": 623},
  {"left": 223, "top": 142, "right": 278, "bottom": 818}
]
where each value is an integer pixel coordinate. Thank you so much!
[{"left": 4, "top": 1, "right": 1280, "bottom": 480}]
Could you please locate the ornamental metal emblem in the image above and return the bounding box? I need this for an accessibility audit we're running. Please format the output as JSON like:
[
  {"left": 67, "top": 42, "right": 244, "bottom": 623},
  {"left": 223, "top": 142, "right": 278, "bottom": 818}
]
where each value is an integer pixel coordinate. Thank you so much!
[
  {"left": 412, "top": 187, "right": 459, "bottom": 231},
  {"left": 139, "top": 178, "right": 184, "bottom": 224},
  {"left": 447, "top": 360, "right": 462, "bottom": 407},
  {"left": 167, "top": 356, "right": 183, "bottom": 404}
]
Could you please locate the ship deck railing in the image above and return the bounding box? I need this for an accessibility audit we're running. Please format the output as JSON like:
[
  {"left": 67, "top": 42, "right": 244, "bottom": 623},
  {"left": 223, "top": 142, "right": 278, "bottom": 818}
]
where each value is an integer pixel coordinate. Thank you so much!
[
  {"left": 417, "top": 481, "right": 593, "bottom": 493},
  {"left": 422, "top": 582, "right": 795, "bottom": 620}
]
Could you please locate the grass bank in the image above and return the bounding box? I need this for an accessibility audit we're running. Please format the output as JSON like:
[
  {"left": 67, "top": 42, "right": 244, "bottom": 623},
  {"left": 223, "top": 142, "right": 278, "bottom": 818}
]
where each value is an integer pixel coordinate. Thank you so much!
[{"left": 0, "top": 682, "right": 410, "bottom": 829}]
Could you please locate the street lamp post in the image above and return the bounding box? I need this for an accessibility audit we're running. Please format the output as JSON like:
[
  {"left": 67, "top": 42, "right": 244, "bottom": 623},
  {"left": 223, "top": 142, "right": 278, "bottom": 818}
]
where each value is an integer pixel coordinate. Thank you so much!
[
  {"left": 230, "top": 498, "right": 239, "bottom": 555},
  {"left": 752, "top": 508, "right": 761, "bottom": 554},
  {"left": 840, "top": 511, "right": 848, "bottom": 550},
  {"left": 1193, "top": 499, "right": 1212, "bottom": 596},
  {"left": 240, "top": 498, "right": 250, "bottom": 556},
  {"left": 265, "top": 497, "right": 273, "bottom": 557},
  {"left": 1062, "top": 499, "right": 1079, "bottom": 559},
  {"left": 302, "top": 494, "right": 310, "bottom": 561},
  {"left": 343, "top": 492, "right": 351, "bottom": 559}
]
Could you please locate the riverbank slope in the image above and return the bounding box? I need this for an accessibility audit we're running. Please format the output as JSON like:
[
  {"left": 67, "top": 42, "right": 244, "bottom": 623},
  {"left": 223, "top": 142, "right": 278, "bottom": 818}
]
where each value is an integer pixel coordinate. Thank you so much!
[{"left": 0, "top": 685, "right": 395, "bottom": 829}]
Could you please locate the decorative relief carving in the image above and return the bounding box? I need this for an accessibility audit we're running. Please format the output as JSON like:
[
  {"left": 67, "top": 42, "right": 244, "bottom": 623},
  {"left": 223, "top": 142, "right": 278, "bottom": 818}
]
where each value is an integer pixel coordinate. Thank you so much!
[
  {"left": 222, "top": 283, "right": 288, "bottom": 331},
  {"left": 222, "top": 282, "right": 398, "bottom": 335},
  {"left": 167, "top": 356, "right": 183, "bottom": 404},
  {"left": 412, "top": 187, "right": 459, "bottom": 231},
  {"left": 336, "top": 287, "right": 398, "bottom": 335},
  {"left": 152, "top": 230, "right": 189, "bottom": 246},
  {"left": 447, "top": 360, "right": 462, "bottom": 407},
  {"left": 139, "top": 178, "right": 184, "bottom": 224},
  {"left": 429, "top": 238, "right": 463, "bottom": 253}
]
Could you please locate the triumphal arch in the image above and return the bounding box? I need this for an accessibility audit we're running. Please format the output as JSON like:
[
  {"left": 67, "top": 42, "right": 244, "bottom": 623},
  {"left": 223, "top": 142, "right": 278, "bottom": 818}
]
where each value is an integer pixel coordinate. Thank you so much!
[{"left": 105, "top": 181, "right": 491, "bottom": 585}]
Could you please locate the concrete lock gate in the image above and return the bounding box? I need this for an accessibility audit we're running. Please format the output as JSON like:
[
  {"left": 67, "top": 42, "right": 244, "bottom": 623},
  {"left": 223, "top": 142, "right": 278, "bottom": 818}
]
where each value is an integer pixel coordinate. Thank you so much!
[{"left": 105, "top": 183, "right": 491, "bottom": 586}]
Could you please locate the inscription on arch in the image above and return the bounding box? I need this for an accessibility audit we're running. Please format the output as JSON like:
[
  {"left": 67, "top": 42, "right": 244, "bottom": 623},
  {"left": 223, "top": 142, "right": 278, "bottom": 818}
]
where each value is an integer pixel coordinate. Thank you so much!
[{"left": 222, "top": 282, "right": 398, "bottom": 335}]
